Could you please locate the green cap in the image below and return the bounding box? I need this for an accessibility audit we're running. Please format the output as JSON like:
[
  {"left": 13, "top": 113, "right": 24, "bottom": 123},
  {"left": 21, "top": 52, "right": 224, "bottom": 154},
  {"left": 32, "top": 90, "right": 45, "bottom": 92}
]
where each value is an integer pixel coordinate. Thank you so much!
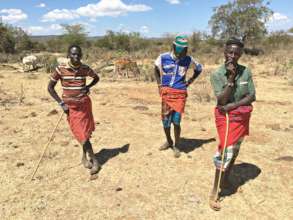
[{"left": 173, "top": 34, "right": 188, "bottom": 48}]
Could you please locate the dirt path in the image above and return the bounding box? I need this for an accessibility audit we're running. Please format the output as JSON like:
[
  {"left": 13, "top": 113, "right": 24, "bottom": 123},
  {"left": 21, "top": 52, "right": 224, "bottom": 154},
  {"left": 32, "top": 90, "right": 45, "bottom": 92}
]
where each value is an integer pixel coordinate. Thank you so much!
[{"left": 0, "top": 64, "right": 292, "bottom": 219}]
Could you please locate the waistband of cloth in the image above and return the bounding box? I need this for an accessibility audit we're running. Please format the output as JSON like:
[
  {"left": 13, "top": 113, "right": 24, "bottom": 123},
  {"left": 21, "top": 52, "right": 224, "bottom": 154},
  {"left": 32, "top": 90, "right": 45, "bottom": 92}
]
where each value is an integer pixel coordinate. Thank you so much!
[
  {"left": 161, "top": 87, "right": 187, "bottom": 96},
  {"left": 64, "top": 95, "right": 90, "bottom": 105}
]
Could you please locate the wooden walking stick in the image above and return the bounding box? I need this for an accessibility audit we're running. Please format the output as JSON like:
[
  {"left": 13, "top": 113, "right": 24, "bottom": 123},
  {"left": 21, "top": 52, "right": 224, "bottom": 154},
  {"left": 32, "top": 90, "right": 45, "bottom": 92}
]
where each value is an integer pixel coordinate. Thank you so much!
[
  {"left": 214, "top": 112, "right": 230, "bottom": 201},
  {"left": 30, "top": 111, "right": 64, "bottom": 181}
]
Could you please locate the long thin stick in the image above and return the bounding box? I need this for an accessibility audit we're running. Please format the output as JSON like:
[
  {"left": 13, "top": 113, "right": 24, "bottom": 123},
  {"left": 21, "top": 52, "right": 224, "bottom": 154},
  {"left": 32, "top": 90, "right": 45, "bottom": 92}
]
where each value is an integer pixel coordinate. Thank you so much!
[
  {"left": 30, "top": 111, "right": 64, "bottom": 181},
  {"left": 214, "top": 112, "right": 230, "bottom": 200}
]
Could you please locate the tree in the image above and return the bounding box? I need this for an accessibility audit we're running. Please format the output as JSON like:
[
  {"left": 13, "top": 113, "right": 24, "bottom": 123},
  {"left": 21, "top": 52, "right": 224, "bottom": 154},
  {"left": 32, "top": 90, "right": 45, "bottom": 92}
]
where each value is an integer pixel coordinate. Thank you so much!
[
  {"left": 60, "top": 24, "right": 87, "bottom": 48},
  {"left": 288, "top": 27, "right": 293, "bottom": 34},
  {"left": 209, "top": 0, "right": 273, "bottom": 42},
  {"left": 0, "top": 23, "right": 15, "bottom": 53},
  {"left": 13, "top": 27, "right": 33, "bottom": 52}
]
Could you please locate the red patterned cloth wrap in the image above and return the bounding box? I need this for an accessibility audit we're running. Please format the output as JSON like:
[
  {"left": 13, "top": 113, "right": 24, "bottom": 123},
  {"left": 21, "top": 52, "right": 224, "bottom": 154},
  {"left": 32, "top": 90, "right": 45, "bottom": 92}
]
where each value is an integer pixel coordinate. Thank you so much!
[
  {"left": 161, "top": 87, "right": 187, "bottom": 118},
  {"left": 215, "top": 105, "right": 253, "bottom": 151},
  {"left": 65, "top": 95, "right": 95, "bottom": 143}
]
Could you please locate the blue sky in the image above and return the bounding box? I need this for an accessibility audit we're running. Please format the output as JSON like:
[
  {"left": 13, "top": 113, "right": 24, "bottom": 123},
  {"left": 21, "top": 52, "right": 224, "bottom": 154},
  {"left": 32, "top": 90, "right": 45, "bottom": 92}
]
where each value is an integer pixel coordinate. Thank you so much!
[{"left": 0, "top": 0, "right": 292, "bottom": 37}]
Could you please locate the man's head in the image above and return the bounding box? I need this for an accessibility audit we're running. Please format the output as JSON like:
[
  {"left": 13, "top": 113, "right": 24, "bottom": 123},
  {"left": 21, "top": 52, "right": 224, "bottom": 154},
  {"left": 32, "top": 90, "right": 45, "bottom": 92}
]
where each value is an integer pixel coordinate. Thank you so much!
[
  {"left": 173, "top": 34, "right": 188, "bottom": 59},
  {"left": 67, "top": 45, "right": 82, "bottom": 67},
  {"left": 224, "top": 37, "right": 244, "bottom": 65}
]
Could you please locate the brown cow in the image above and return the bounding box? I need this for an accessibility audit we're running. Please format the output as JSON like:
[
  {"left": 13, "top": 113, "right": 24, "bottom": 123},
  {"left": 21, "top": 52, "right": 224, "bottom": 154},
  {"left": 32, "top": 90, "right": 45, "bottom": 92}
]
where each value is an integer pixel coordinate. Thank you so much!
[{"left": 114, "top": 58, "right": 140, "bottom": 78}]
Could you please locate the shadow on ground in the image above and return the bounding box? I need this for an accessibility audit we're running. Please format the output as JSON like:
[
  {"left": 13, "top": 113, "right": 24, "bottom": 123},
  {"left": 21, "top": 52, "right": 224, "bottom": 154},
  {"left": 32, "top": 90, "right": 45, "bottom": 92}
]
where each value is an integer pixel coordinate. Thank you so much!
[
  {"left": 179, "top": 137, "right": 216, "bottom": 153},
  {"left": 95, "top": 144, "right": 130, "bottom": 165},
  {"left": 220, "top": 162, "right": 261, "bottom": 197}
]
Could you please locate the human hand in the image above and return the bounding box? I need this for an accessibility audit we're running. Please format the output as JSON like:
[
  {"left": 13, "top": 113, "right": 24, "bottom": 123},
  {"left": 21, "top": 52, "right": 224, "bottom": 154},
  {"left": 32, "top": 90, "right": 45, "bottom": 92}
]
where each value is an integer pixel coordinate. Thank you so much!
[
  {"left": 225, "top": 61, "right": 236, "bottom": 80},
  {"left": 158, "top": 85, "right": 162, "bottom": 95},
  {"left": 219, "top": 103, "right": 237, "bottom": 112},
  {"left": 60, "top": 102, "right": 69, "bottom": 115},
  {"left": 81, "top": 86, "right": 90, "bottom": 95}
]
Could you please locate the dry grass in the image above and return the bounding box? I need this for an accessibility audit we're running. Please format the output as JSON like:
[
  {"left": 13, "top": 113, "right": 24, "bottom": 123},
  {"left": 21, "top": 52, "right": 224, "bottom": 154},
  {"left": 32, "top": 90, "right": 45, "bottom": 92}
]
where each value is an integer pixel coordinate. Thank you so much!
[{"left": 1, "top": 52, "right": 293, "bottom": 219}]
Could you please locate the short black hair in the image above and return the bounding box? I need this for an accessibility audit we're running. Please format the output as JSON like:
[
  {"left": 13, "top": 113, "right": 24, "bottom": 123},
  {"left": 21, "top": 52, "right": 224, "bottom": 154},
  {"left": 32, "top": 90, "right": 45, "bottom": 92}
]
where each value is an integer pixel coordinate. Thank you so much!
[
  {"left": 67, "top": 44, "right": 82, "bottom": 55},
  {"left": 225, "top": 37, "right": 244, "bottom": 48}
]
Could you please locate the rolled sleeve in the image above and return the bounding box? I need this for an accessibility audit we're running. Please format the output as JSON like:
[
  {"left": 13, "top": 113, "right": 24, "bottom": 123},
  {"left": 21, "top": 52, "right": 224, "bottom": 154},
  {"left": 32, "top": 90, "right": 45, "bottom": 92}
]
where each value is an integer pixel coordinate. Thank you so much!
[
  {"left": 154, "top": 55, "right": 161, "bottom": 68},
  {"left": 87, "top": 67, "right": 99, "bottom": 79},
  {"left": 50, "top": 66, "right": 61, "bottom": 82},
  {"left": 210, "top": 72, "right": 224, "bottom": 97},
  {"left": 246, "top": 69, "right": 256, "bottom": 101}
]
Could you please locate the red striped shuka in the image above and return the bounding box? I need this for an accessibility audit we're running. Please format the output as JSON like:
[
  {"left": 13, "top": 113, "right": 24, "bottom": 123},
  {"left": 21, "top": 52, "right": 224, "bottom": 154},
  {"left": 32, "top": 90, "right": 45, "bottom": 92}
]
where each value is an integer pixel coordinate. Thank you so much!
[{"left": 50, "top": 63, "right": 98, "bottom": 143}]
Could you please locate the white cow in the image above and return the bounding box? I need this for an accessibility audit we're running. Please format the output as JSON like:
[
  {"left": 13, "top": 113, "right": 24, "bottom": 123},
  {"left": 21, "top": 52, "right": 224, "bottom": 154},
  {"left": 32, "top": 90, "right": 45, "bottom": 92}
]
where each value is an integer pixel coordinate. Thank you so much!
[
  {"left": 57, "top": 57, "right": 69, "bottom": 65},
  {"left": 22, "top": 55, "right": 37, "bottom": 72}
]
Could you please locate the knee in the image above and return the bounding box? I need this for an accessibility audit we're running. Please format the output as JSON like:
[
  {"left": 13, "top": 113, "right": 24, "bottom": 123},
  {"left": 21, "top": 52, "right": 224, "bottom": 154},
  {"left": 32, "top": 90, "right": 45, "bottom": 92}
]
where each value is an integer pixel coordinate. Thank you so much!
[
  {"left": 82, "top": 139, "right": 91, "bottom": 147},
  {"left": 172, "top": 112, "right": 181, "bottom": 126}
]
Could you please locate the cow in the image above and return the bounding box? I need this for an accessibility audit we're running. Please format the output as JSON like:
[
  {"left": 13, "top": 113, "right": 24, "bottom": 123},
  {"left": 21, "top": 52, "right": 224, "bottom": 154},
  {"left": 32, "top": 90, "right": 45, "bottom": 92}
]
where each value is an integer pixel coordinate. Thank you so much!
[
  {"left": 114, "top": 58, "right": 140, "bottom": 78},
  {"left": 243, "top": 47, "right": 264, "bottom": 56},
  {"left": 22, "top": 55, "right": 37, "bottom": 72},
  {"left": 57, "top": 57, "right": 69, "bottom": 65}
]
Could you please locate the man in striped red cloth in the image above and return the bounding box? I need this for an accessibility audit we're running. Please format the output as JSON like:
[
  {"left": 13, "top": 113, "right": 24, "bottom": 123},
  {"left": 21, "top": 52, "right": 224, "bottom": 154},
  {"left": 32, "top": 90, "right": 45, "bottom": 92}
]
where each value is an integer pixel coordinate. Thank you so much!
[
  {"left": 154, "top": 34, "right": 202, "bottom": 158},
  {"left": 48, "top": 45, "right": 100, "bottom": 175},
  {"left": 209, "top": 37, "right": 256, "bottom": 211}
]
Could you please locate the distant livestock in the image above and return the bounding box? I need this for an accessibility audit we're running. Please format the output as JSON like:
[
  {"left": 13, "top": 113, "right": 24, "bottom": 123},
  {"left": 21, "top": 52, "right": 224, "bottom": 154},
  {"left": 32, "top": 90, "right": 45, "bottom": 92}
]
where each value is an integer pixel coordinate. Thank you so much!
[
  {"left": 114, "top": 58, "right": 140, "bottom": 78},
  {"left": 57, "top": 57, "right": 68, "bottom": 65},
  {"left": 243, "top": 48, "right": 264, "bottom": 56},
  {"left": 22, "top": 55, "right": 37, "bottom": 72}
]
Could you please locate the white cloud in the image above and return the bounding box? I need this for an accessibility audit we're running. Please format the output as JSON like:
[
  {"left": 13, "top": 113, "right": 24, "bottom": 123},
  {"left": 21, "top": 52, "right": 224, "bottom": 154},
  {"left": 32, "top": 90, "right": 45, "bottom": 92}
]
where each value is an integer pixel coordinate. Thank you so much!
[
  {"left": 25, "top": 24, "right": 63, "bottom": 35},
  {"left": 49, "top": 24, "right": 63, "bottom": 31},
  {"left": 140, "top": 25, "right": 149, "bottom": 33},
  {"left": 0, "top": 9, "right": 28, "bottom": 23},
  {"left": 42, "top": 9, "right": 80, "bottom": 22},
  {"left": 36, "top": 3, "right": 46, "bottom": 8},
  {"left": 269, "top": 12, "right": 290, "bottom": 22},
  {"left": 166, "top": 0, "right": 181, "bottom": 4},
  {"left": 117, "top": 23, "right": 130, "bottom": 33},
  {"left": 77, "top": 0, "right": 151, "bottom": 18},
  {"left": 42, "top": 0, "right": 151, "bottom": 22},
  {"left": 267, "top": 12, "right": 292, "bottom": 32}
]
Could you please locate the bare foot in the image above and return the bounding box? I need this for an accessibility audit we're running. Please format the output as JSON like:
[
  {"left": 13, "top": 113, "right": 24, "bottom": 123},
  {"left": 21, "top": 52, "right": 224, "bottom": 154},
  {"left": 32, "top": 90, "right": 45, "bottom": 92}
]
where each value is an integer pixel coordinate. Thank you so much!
[
  {"left": 159, "top": 141, "right": 173, "bottom": 151},
  {"left": 173, "top": 146, "right": 181, "bottom": 158},
  {"left": 209, "top": 193, "right": 221, "bottom": 211},
  {"left": 90, "top": 159, "right": 101, "bottom": 175},
  {"left": 81, "top": 157, "right": 92, "bottom": 169}
]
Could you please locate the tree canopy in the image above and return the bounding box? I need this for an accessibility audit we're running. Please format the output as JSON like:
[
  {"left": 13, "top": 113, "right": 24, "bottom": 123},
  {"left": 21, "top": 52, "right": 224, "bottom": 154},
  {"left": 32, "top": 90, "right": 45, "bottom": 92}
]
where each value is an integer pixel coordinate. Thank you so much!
[{"left": 209, "top": 0, "right": 273, "bottom": 42}]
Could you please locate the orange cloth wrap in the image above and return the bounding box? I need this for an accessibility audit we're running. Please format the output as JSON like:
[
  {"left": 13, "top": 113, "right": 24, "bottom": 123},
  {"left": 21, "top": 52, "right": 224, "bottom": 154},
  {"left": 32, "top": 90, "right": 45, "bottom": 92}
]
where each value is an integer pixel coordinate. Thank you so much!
[
  {"left": 66, "top": 95, "right": 95, "bottom": 143},
  {"left": 161, "top": 87, "right": 187, "bottom": 116}
]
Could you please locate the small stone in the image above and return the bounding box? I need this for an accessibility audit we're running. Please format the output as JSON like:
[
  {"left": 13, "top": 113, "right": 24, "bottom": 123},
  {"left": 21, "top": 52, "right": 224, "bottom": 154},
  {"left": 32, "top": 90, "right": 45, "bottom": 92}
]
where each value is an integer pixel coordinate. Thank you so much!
[
  {"left": 47, "top": 109, "right": 58, "bottom": 116},
  {"left": 30, "top": 112, "right": 37, "bottom": 117},
  {"left": 115, "top": 187, "right": 123, "bottom": 192},
  {"left": 16, "top": 162, "right": 24, "bottom": 167},
  {"left": 265, "top": 123, "right": 281, "bottom": 131},
  {"left": 133, "top": 106, "right": 149, "bottom": 111}
]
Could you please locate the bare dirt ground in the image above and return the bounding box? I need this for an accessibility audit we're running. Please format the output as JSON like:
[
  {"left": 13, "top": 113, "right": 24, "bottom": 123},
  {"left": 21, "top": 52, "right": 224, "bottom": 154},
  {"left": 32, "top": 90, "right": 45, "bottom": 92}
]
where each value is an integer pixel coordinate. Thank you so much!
[{"left": 0, "top": 57, "right": 293, "bottom": 219}]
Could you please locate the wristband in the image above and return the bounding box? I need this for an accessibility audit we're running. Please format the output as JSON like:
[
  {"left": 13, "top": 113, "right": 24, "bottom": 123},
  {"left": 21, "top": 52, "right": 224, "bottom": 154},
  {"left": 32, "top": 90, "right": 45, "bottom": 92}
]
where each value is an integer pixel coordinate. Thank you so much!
[
  {"left": 227, "top": 82, "right": 234, "bottom": 87},
  {"left": 59, "top": 101, "right": 65, "bottom": 106}
]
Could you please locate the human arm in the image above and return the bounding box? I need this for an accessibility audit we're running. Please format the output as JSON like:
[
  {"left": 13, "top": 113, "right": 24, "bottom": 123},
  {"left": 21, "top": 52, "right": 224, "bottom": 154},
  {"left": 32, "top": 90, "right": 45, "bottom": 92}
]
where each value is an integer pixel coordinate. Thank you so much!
[
  {"left": 186, "top": 62, "right": 202, "bottom": 87},
  {"left": 82, "top": 68, "right": 100, "bottom": 94},
  {"left": 154, "top": 55, "right": 162, "bottom": 95},
  {"left": 154, "top": 66, "right": 161, "bottom": 95},
  {"left": 47, "top": 80, "right": 69, "bottom": 115},
  {"left": 219, "top": 68, "right": 256, "bottom": 112}
]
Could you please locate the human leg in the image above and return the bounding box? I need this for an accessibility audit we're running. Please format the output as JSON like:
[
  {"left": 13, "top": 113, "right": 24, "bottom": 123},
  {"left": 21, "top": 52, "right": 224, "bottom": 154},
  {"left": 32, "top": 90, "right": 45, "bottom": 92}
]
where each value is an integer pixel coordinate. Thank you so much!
[
  {"left": 83, "top": 140, "right": 101, "bottom": 175},
  {"left": 159, "top": 114, "right": 174, "bottom": 150},
  {"left": 172, "top": 112, "right": 182, "bottom": 158},
  {"left": 222, "top": 138, "right": 244, "bottom": 187}
]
